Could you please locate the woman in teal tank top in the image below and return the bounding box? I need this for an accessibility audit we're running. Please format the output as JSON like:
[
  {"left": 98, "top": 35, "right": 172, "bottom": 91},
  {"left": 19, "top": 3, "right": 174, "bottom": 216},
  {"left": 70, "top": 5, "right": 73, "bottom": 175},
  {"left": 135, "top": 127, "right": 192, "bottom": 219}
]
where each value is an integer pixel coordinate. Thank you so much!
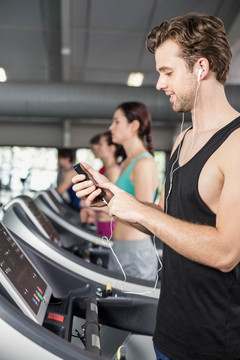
[
  {"left": 73, "top": 102, "right": 159, "bottom": 281},
  {"left": 106, "top": 101, "right": 159, "bottom": 281}
]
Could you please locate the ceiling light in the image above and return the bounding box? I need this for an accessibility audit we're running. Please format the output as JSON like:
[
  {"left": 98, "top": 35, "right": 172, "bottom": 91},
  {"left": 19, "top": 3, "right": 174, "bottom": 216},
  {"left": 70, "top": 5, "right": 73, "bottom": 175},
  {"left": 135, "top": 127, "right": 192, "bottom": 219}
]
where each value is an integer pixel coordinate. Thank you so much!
[
  {"left": 0, "top": 67, "right": 7, "bottom": 82},
  {"left": 127, "top": 72, "right": 144, "bottom": 87},
  {"left": 61, "top": 47, "right": 71, "bottom": 55}
]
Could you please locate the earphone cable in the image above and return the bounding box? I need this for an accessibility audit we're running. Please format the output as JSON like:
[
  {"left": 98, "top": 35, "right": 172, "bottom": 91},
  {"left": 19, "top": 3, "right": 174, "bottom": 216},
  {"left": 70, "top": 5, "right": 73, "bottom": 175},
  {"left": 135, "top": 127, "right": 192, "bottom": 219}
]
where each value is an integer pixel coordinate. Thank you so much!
[
  {"left": 165, "top": 76, "right": 201, "bottom": 213},
  {"left": 102, "top": 217, "right": 162, "bottom": 295}
]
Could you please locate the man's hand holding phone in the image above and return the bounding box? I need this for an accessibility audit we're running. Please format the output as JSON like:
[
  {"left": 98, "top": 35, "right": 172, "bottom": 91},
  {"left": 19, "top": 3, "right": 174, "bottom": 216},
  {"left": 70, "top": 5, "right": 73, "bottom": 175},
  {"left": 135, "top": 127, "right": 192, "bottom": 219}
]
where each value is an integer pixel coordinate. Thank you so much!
[{"left": 72, "top": 162, "right": 112, "bottom": 207}]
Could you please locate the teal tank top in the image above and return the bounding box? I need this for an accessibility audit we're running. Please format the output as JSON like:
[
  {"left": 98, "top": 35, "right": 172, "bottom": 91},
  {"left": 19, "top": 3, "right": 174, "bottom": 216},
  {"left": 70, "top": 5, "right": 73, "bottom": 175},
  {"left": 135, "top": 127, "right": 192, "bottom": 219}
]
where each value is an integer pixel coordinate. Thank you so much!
[{"left": 115, "top": 152, "right": 156, "bottom": 198}]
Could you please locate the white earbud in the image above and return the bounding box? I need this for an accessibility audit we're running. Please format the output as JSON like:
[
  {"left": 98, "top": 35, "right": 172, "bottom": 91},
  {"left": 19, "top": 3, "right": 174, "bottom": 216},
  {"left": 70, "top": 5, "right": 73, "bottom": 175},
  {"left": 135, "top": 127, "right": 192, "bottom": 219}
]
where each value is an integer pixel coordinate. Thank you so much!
[{"left": 198, "top": 68, "right": 203, "bottom": 82}]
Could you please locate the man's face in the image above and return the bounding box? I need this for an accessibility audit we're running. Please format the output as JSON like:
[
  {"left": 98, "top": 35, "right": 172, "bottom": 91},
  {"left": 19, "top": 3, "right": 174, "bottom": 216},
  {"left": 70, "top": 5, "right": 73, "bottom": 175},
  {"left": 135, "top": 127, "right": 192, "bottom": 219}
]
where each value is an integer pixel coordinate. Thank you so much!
[
  {"left": 98, "top": 136, "right": 112, "bottom": 159},
  {"left": 58, "top": 156, "right": 70, "bottom": 170},
  {"left": 155, "top": 39, "right": 198, "bottom": 113}
]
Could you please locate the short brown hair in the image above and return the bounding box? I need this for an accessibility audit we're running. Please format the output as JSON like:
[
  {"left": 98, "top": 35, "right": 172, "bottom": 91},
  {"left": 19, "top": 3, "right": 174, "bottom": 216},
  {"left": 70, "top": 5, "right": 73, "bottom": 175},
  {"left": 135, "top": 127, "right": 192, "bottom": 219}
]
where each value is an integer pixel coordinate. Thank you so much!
[
  {"left": 58, "top": 148, "right": 75, "bottom": 163},
  {"left": 146, "top": 13, "right": 232, "bottom": 85}
]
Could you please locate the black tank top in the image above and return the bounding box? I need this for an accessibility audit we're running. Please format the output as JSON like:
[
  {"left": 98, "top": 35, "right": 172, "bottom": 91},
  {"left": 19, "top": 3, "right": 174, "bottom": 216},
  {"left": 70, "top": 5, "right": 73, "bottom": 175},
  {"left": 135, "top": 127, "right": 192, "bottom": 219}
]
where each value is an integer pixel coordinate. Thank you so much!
[{"left": 153, "top": 117, "right": 240, "bottom": 360}]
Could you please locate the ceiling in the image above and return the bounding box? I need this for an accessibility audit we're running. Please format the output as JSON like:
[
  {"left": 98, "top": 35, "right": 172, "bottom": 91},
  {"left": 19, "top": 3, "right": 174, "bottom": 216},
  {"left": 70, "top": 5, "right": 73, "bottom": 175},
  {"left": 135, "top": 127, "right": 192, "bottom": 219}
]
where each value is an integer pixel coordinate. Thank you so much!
[
  {"left": 0, "top": 0, "right": 239, "bottom": 133},
  {"left": 0, "top": 0, "right": 239, "bottom": 85}
]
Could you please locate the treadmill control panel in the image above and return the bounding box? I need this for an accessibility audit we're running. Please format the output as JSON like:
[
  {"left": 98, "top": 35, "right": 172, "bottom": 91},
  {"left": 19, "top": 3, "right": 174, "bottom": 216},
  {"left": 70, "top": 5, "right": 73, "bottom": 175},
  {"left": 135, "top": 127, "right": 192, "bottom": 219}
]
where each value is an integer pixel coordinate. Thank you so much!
[
  {"left": 23, "top": 196, "right": 60, "bottom": 244},
  {"left": 0, "top": 222, "right": 51, "bottom": 323}
]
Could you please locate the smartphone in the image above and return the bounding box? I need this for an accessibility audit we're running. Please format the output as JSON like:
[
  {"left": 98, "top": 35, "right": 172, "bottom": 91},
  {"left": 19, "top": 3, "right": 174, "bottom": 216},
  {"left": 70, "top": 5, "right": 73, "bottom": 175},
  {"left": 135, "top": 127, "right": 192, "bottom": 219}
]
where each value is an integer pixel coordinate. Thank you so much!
[{"left": 73, "top": 163, "right": 107, "bottom": 205}]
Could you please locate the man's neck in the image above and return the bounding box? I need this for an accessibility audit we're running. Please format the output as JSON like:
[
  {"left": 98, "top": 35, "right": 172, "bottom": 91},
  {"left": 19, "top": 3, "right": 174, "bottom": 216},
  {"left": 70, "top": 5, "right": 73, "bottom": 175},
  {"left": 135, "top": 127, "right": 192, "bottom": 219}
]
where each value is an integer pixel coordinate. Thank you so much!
[{"left": 191, "top": 82, "right": 239, "bottom": 133}]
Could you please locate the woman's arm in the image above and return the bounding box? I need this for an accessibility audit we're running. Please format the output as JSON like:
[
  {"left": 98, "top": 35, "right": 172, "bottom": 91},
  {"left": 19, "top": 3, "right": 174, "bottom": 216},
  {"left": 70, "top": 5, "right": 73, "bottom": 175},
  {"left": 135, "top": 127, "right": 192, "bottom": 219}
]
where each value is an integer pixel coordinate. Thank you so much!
[{"left": 56, "top": 168, "right": 75, "bottom": 195}]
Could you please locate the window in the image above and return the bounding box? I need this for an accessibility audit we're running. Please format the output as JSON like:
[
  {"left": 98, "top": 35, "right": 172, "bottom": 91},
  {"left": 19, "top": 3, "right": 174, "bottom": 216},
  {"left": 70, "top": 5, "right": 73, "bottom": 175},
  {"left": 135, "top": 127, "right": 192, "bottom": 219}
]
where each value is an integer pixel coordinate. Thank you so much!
[{"left": 0, "top": 147, "right": 57, "bottom": 202}]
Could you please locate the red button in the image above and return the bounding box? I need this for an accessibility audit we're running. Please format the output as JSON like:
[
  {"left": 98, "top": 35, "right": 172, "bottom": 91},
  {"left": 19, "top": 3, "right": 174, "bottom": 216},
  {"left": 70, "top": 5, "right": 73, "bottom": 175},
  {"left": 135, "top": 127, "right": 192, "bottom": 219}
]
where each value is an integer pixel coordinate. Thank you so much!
[
  {"left": 47, "top": 312, "right": 64, "bottom": 322},
  {"left": 37, "top": 286, "right": 43, "bottom": 294}
]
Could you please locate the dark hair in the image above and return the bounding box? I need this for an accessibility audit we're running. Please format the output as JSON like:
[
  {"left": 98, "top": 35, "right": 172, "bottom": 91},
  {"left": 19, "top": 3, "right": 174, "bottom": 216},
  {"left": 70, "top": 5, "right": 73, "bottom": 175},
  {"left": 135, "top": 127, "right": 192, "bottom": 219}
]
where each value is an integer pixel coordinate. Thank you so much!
[
  {"left": 101, "top": 131, "right": 126, "bottom": 163},
  {"left": 58, "top": 148, "right": 75, "bottom": 163},
  {"left": 146, "top": 12, "right": 232, "bottom": 85},
  {"left": 116, "top": 101, "right": 154, "bottom": 155},
  {"left": 89, "top": 133, "right": 101, "bottom": 145}
]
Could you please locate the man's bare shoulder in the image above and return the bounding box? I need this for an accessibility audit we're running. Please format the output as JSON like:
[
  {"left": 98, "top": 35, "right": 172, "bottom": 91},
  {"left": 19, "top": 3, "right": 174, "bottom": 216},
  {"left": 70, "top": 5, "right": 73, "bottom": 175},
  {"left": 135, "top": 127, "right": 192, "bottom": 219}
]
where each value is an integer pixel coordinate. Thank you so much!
[
  {"left": 222, "top": 125, "right": 240, "bottom": 149},
  {"left": 218, "top": 126, "right": 240, "bottom": 169}
]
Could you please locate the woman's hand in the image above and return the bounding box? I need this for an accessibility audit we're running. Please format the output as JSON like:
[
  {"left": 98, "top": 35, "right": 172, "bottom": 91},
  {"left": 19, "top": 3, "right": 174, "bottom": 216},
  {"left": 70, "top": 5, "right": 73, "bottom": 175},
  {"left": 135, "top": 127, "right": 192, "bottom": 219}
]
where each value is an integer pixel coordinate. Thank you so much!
[{"left": 72, "top": 162, "right": 113, "bottom": 207}]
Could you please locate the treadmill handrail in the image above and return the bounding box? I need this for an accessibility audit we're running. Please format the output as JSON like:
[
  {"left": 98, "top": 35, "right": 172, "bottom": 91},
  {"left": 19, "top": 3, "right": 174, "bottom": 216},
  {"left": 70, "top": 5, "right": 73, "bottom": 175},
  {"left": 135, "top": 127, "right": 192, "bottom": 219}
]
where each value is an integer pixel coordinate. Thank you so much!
[
  {"left": 34, "top": 190, "right": 65, "bottom": 215},
  {"left": 84, "top": 297, "right": 101, "bottom": 356}
]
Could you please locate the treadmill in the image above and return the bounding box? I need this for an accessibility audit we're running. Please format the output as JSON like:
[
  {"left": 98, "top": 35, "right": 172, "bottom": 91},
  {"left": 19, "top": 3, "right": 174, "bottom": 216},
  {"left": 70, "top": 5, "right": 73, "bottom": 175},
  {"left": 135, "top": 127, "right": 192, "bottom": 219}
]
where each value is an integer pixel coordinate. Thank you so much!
[
  {"left": 48, "top": 186, "right": 94, "bottom": 230},
  {"left": 2, "top": 194, "right": 161, "bottom": 298},
  {"left": 7, "top": 193, "right": 111, "bottom": 266},
  {"left": 3, "top": 195, "right": 93, "bottom": 256},
  {"left": 0, "top": 221, "right": 158, "bottom": 360},
  {"left": 33, "top": 189, "right": 107, "bottom": 249},
  {"left": 47, "top": 186, "right": 85, "bottom": 227},
  {"left": 34, "top": 188, "right": 163, "bottom": 259}
]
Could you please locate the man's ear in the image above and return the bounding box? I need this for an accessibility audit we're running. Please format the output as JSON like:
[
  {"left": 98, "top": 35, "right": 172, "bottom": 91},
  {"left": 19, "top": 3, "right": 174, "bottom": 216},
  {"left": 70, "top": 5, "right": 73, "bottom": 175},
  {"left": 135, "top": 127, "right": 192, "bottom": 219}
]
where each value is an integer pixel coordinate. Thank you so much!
[{"left": 195, "top": 58, "right": 210, "bottom": 80}]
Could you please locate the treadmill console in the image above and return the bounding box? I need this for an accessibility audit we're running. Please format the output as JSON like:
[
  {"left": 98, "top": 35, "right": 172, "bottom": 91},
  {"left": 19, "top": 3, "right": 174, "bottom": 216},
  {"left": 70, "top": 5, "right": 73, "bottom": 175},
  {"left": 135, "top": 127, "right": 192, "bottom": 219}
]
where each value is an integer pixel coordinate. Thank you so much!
[
  {"left": 23, "top": 196, "right": 60, "bottom": 244},
  {"left": 35, "top": 191, "right": 66, "bottom": 217},
  {"left": 0, "top": 222, "right": 52, "bottom": 324},
  {"left": 4, "top": 195, "right": 60, "bottom": 245}
]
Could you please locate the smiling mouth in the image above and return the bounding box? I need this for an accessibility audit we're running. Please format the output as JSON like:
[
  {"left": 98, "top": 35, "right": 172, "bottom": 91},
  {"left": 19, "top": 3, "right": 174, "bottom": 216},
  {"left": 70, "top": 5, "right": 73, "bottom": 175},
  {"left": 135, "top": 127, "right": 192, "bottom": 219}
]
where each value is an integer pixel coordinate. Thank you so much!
[{"left": 165, "top": 92, "right": 175, "bottom": 102}]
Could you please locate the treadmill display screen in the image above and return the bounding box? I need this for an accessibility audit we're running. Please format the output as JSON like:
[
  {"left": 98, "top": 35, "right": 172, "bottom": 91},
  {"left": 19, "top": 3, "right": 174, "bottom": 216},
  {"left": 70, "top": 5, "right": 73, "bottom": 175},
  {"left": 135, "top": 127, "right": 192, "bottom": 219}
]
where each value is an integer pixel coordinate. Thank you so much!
[
  {"left": 25, "top": 197, "right": 60, "bottom": 244},
  {"left": 0, "top": 222, "right": 51, "bottom": 322}
]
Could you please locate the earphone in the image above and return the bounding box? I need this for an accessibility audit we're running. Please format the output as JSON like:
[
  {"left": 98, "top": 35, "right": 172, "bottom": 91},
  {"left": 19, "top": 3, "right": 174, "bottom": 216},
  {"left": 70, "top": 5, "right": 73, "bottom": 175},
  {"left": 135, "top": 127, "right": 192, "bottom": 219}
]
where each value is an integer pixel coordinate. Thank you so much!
[
  {"left": 165, "top": 67, "right": 203, "bottom": 213},
  {"left": 198, "top": 68, "right": 203, "bottom": 82}
]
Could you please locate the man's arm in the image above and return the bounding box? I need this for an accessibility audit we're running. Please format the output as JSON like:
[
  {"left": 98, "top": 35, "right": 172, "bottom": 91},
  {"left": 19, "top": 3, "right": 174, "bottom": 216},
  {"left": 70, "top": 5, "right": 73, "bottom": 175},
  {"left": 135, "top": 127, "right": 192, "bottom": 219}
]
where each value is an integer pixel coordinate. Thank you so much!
[
  {"left": 104, "top": 134, "right": 240, "bottom": 273},
  {"left": 118, "top": 201, "right": 164, "bottom": 235},
  {"left": 72, "top": 162, "right": 166, "bottom": 234}
]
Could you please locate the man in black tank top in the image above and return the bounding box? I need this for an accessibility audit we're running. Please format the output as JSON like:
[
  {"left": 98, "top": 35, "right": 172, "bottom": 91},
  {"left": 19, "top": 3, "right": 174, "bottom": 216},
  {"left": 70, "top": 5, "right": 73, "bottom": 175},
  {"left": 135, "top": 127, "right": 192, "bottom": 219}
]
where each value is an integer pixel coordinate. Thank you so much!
[{"left": 72, "top": 12, "right": 240, "bottom": 360}]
